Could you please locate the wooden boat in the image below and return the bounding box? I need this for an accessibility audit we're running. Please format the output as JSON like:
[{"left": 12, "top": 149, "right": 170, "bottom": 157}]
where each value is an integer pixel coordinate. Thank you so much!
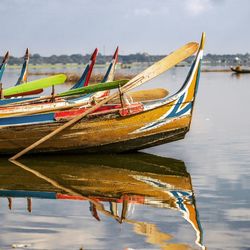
[
  {"left": 0, "top": 153, "right": 205, "bottom": 249},
  {"left": 230, "top": 66, "right": 250, "bottom": 73},
  {"left": 0, "top": 47, "right": 98, "bottom": 104},
  {"left": 0, "top": 33, "right": 205, "bottom": 155},
  {"left": 0, "top": 48, "right": 118, "bottom": 113},
  {"left": 1, "top": 49, "right": 44, "bottom": 98}
]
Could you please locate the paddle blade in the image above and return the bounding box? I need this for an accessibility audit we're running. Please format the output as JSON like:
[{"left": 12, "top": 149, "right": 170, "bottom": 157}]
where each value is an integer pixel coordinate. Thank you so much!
[
  {"left": 121, "top": 42, "right": 199, "bottom": 93},
  {"left": 3, "top": 74, "right": 67, "bottom": 97}
]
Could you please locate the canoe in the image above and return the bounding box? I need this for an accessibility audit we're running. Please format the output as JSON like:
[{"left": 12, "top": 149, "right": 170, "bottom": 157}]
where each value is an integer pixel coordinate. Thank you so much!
[
  {"left": 0, "top": 47, "right": 118, "bottom": 108},
  {"left": 230, "top": 66, "right": 250, "bottom": 73},
  {"left": 0, "top": 153, "right": 205, "bottom": 249},
  {"left": 0, "top": 33, "right": 205, "bottom": 154},
  {"left": 0, "top": 48, "right": 97, "bottom": 103}
]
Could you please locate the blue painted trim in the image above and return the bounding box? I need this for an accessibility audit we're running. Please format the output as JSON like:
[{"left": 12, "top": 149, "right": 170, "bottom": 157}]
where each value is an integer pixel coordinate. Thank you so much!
[
  {"left": 0, "top": 64, "right": 7, "bottom": 82},
  {"left": 0, "top": 113, "right": 55, "bottom": 126},
  {"left": 0, "top": 97, "right": 33, "bottom": 106},
  {"left": 15, "top": 60, "right": 28, "bottom": 86},
  {"left": 0, "top": 190, "right": 56, "bottom": 199},
  {"left": 102, "top": 62, "right": 113, "bottom": 83},
  {"left": 71, "top": 64, "right": 90, "bottom": 89}
]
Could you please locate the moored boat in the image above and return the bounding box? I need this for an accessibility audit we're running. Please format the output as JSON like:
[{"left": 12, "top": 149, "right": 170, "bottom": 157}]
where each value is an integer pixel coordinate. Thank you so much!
[
  {"left": 0, "top": 33, "right": 205, "bottom": 156},
  {"left": 230, "top": 65, "right": 250, "bottom": 73},
  {"left": 0, "top": 47, "right": 119, "bottom": 114}
]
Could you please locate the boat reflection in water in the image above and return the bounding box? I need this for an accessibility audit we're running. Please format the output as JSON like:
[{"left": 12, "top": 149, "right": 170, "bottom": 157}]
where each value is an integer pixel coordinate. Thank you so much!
[{"left": 0, "top": 153, "right": 206, "bottom": 250}]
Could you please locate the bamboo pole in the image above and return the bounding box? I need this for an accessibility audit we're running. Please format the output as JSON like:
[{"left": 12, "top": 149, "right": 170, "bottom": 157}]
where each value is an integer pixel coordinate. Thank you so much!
[{"left": 9, "top": 42, "right": 199, "bottom": 160}]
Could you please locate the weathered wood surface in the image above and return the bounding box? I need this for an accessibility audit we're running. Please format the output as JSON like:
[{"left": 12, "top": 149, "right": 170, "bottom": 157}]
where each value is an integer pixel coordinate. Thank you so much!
[
  {"left": 109, "top": 88, "right": 169, "bottom": 103},
  {"left": 9, "top": 42, "right": 199, "bottom": 159},
  {"left": 0, "top": 102, "right": 191, "bottom": 154}
]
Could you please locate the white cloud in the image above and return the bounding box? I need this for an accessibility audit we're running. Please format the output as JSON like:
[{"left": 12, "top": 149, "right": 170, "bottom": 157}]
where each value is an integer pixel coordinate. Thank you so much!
[
  {"left": 133, "top": 8, "right": 152, "bottom": 17},
  {"left": 185, "top": 0, "right": 213, "bottom": 16}
]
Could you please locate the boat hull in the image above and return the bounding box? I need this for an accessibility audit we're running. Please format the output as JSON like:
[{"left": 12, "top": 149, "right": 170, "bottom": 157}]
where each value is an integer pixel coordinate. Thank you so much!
[
  {"left": 230, "top": 67, "right": 250, "bottom": 73},
  {"left": 0, "top": 102, "right": 191, "bottom": 154}
]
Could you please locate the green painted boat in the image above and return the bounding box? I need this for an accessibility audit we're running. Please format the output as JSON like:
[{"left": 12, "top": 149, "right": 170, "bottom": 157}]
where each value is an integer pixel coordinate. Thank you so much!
[{"left": 3, "top": 74, "right": 67, "bottom": 97}]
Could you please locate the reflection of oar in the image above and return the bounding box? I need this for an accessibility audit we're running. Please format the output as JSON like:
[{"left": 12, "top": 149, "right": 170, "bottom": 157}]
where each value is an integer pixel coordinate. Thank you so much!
[
  {"left": 9, "top": 159, "right": 120, "bottom": 220},
  {"left": 10, "top": 42, "right": 199, "bottom": 160}
]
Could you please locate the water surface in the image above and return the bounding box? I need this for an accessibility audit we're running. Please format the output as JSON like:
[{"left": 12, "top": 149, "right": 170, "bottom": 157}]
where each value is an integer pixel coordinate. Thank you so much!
[{"left": 0, "top": 67, "right": 249, "bottom": 250}]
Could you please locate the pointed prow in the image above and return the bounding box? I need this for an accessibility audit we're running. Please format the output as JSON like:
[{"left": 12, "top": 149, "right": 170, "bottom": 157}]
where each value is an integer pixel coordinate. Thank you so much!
[
  {"left": 101, "top": 46, "right": 119, "bottom": 83},
  {"left": 0, "top": 51, "right": 10, "bottom": 82},
  {"left": 157, "top": 32, "right": 205, "bottom": 121},
  {"left": 70, "top": 48, "right": 98, "bottom": 89},
  {"left": 199, "top": 32, "right": 206, "bottom": 52},
  {"left": 2, "top": 51, "right": 10, "bottom": 64},
  {"left": 15, "top": 48, "right": 30, "bottom": 86}
]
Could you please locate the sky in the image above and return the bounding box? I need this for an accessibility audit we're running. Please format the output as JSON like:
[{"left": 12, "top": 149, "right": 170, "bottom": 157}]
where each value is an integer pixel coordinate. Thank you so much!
[{"left": 0, "top": 0, "right": 250, "bottom": 56}]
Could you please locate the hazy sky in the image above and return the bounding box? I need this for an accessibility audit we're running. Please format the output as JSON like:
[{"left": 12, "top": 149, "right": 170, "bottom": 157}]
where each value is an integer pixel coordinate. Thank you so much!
[{"left": 1, "top": 0, "right": 249, "bottom": 56}]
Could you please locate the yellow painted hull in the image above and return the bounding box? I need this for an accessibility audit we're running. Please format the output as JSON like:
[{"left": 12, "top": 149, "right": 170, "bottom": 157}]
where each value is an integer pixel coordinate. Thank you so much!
[{"left": 0, "top": 102, "right": 191, "bottom": 154}]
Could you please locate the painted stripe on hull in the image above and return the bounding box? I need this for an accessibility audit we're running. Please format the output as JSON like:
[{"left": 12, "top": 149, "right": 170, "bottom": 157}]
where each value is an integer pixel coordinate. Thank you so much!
[
  {"left": 0, "top": 190, "right": 56, "bottom": 199},
  {"left": 0, "top": 113, "right": 54, "bottom": 126}
]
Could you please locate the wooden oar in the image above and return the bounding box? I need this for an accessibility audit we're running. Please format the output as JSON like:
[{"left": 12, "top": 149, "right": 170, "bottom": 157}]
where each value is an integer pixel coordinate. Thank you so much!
[
  {"left": 3, "top": 74, "right": 67, "bottom": 97},
  {"left": 109, "top": 88, "right": 169, "bottom": 103},
  {"left": 9, "top": 41, "right": 199, "bottom": 160}
]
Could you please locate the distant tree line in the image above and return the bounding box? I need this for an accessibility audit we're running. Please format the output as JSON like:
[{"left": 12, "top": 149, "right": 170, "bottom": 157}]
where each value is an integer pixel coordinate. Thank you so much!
[
  {"left": 1, "top": 52, "right": 250, "bottom": 65},
  {"left": 0, "top": 53, "right": 165, "bottom": 65}
]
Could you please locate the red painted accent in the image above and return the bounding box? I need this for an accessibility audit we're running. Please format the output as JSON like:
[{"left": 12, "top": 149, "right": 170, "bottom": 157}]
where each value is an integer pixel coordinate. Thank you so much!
[
  {"left": 54, "top": 103, "right": 144, "bottom": 121},
  {"left": 56, "top": 193, "right": 145, "bottom": 204},
  {"left": 5, "top": 89, "right": 43, "bottom": 98},
  {"left": 119, "top": 103, "right": 144, "bottom": 116},
  {"left": 56, "top": 193, "right": 86, "bottom": 200},
  {"left": 84, "top": 48, "right": 98, "bottom": 87}
]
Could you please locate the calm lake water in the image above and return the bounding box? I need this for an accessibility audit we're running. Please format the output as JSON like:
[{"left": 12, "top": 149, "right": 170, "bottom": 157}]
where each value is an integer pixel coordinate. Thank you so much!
[{"left": 0, "top": 66, "right": 250, "bottom": 250}]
